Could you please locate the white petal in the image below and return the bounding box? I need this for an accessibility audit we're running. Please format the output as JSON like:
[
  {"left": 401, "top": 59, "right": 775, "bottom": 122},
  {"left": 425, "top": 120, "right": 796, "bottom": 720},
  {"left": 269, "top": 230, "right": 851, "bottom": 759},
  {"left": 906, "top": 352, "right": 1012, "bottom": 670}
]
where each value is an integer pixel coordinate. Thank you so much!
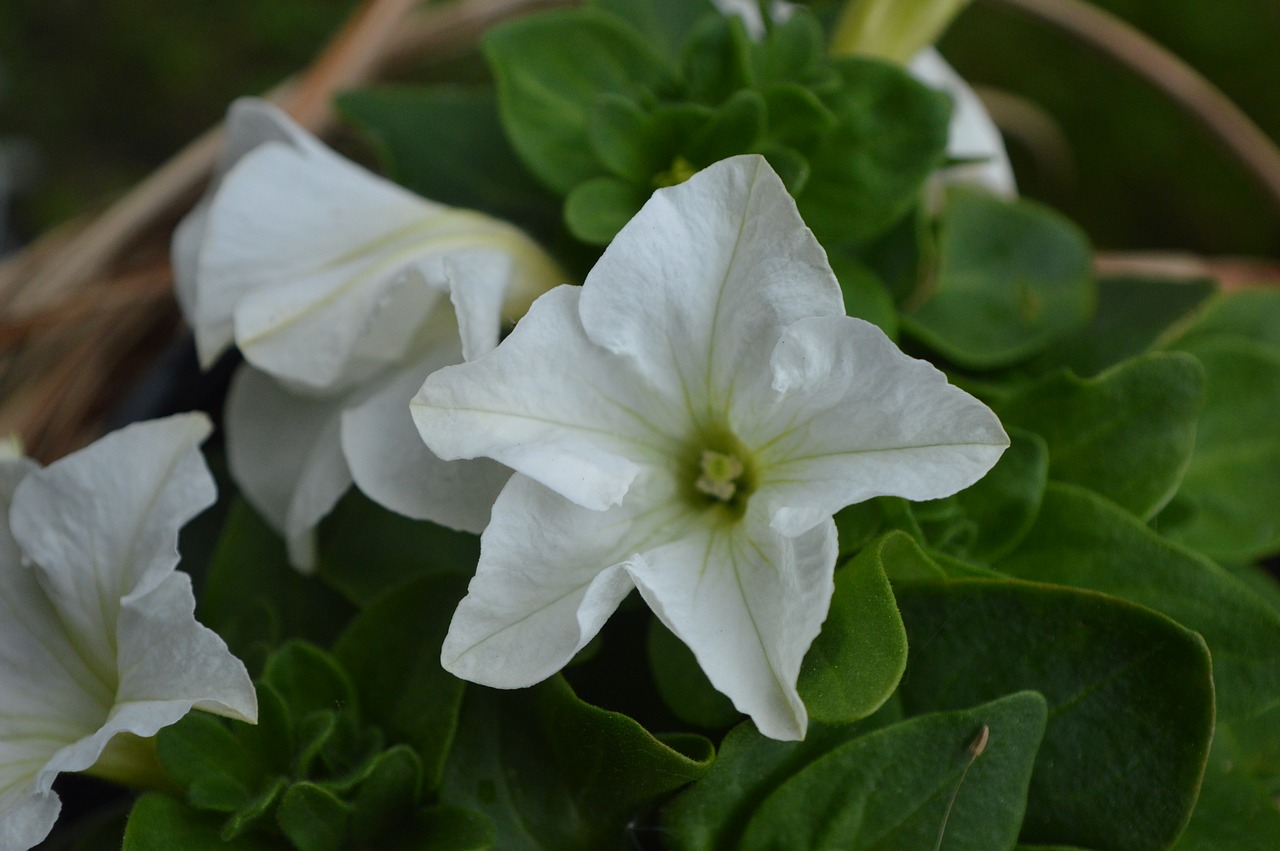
[
  {"left": 577, "top": 155, "right": 843, "bottom": 416},
  {"left": 0, "top": 783, "right": 59, "bottom": 851},
  {"left": 413, "top": 286, "right": 684, "bottom": 511},
  {"left": 172, "top": 98, "right": 332, "bottom": 345},
  {"left": 747, "top": 315, "right": 1007, "bottom": 537},
  {"left": 910, "top": 48, "right": 1017, "bottom": 199},
  {"left": 342, "top": 348, "right": 510, "bottom": 533},
  {"left": 201, "top": 141, "right": 446, "bottom": 383},
  {"left": 625, "top": 512, "right": 838, "bottom": 741},
  {"left": 9, "top": 414, "right": 216, "bottom": 671},
  {"left": 225, "top": 366, "right": 352, "bottom": 571},
  {"left": 115, "top": 572, "right": 256, "bottom": 723},
  {"left": 440, "top": 474, "right": 692, "bottom": 687},
  {"left": 0, "top": 415, "right": 255, "bottom": 851}
]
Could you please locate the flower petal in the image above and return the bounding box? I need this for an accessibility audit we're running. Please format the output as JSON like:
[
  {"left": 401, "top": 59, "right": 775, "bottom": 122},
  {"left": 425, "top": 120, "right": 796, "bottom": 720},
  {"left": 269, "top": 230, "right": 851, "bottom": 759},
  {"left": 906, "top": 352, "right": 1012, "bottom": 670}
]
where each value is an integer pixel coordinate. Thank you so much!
[
  {"left": 441, "top": 474, "right": 681, "bottom": 687},
  {"left": 9, "top": 414, "right": 216, "bottom": 670},
  {"left": 225, "top": 366, "right": 352, "bottom": 571},
  {"left": 576, "top": 155, "right": 843, "bottom": 416},
  {"left": 342, "top": 348, "right": 510, "bottom": 534},
  {"left": 748, "top": 315, "right": 1008, "bottom": 536},
  {"left": 0, "top": 781, "right": 59, "bottom": 851},
  {"left": 202, "top": 140, "right": 448, "bottom": 385},
  {"left": 115, "top": 572, "right": 256, "bottom": 723},
  {"left": 910, "top": 48, "right": 1017, "bottom": 199},
  {"left": 414, "top": 285, "right": 683, "bottom": 511},
  {"left": 172, "top": 98, "right": 334, "bottom": 351},
  {"left": 625, "top": 512, "right": 838, "bottom": 741}
]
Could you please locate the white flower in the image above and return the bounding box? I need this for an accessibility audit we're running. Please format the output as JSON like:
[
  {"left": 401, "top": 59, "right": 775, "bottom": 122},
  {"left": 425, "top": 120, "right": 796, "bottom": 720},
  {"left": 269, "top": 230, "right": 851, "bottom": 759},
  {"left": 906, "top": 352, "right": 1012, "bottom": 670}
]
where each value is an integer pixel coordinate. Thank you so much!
[
  {"left": 0, "top": 415, "right": 256, "bottom": 850},
  {"left": 412, "top": 156, "right": 1007, "bottom": 740},
  {"left": 172, "top": 99, "right": 564, "bottom": 569}
]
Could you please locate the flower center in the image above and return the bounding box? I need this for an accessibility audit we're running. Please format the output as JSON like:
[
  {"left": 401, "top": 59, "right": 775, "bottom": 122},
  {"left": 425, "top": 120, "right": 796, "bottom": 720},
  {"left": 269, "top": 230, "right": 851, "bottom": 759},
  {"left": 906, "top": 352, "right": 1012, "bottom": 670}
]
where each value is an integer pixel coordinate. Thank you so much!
[
  {"left": 682, "top": 425, "right": 757, "bottom": 520},
  {"left": 696, "top": 450, "right": 745, "bottom": 502}
]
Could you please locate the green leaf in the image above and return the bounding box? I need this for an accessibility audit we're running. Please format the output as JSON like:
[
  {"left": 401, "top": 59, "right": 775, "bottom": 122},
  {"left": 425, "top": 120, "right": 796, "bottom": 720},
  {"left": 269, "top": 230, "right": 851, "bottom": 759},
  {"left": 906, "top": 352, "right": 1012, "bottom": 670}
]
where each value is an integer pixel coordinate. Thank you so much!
[
  {"left": 922, "top": 426, "right": 1049, "bottom": 562},
  {"left": 1157, "top": 337, "right": 1280, "bottom": 560},
  {"left": 564, "top": 175, "right": 649, "bottom": 245},
  {"left": 998, "top": 482, "right": 1280, "bottom": 720},
  {"left": 317, "top": 491, "right": 479, "bottom": 607},
  {"left": 797, "top": 534, "right": 907, "bottom": 724},
  {"left": 763, "top": 83, "right": 838, "bottom": 147},
  {"left": 876, "top": 529, "right": 947, "bottom": 582},
  {"left": 798, "top": 58, "right": 950, "bottom": 247},
  {"left": 334, "top": 574, "right": 470, "bottom": 791},
  {"left": 648, "top": 618, "right": 740, "bottom": 729},
  {"left": 996, "top": 352, "right": 1203, "bottom": 519},
  {"left": 335, "top": 86, "right": 559, "bottom": 236},
  {"left": 262, "top": 641, "right": 358, "bottom": 722},
  {"left": 1028, "top": 275, "right": 1217, "bottom": 376},
  {"left": 591, "top": 0, "right": 716, "bottom": 62},
  {"left": 751, "top": 10, "right": 831, "bottom": 89},
  {"left": 122, "top": 794, "right": 282, "bottom": 851},
  {"left": 588, "top": 94, "right": 668, "bottom": 182},
  {"left": 349, "top": 745, "right": 425, "bottom": 843},
  {"left": 399, "top": 805, "right": 495, "bottom": 851},
  {"left": 1170, "top": 288, "right": 1280, "bottom": 350},
  {"left": 895, "top": 579, "right": 1214, "bottom": 851},
  {"left": 903, "top": 190, "right": 1095, "bottom": 369},
  {"left": 684, "top": 89, "right": 766, "bottom": 166},
  {"left": 198, "top": 500, "right": 355, "bottom": 674},
  {"left": 484, "top": 8, "right": 669, "bottom": 193},
  {"left": 739, "top": 693, "right": 1047, "bottom": 851},
  {"left": 276, "top": 783, "right": 351, "bottom": 851},
  {"left": 1172, "top": 732, "right": 1280, "bottom": 850},
  {"left": 156, "top": 712, "right": 265, "bottom": 813},
  {"left": 661, "top": 702, "right": 904, "bottom": 851},
  {"left": 681, "top": 14, "right": 755, "bottom": 105},
  {"left": 826, "top": 251, "right": 899, "bottom": 337},
  {"left": 441, "top": 676, "right": 711, "bottom": 850}
]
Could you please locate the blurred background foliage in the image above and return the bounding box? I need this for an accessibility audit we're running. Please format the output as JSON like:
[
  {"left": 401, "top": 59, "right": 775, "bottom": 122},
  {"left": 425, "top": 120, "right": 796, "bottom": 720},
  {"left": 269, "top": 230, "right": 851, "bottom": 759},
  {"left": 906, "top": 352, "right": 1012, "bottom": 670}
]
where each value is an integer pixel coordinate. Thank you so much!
[{"left": 1, "top": 0, "right": 1277, "bottom": 255}]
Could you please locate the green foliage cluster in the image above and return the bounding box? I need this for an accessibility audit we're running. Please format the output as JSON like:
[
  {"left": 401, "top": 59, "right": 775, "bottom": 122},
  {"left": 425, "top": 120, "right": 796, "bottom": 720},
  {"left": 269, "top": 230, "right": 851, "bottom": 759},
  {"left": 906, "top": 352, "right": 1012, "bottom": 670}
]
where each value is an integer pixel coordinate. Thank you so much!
[{"left": 100, "top": 1, "right": 1280, "bottom": 848}]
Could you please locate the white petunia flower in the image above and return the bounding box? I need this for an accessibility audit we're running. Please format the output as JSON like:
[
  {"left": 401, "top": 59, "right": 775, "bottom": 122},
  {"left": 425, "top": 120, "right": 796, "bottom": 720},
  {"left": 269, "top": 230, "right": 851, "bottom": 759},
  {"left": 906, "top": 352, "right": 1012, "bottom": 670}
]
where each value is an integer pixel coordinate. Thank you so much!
[
  {"left": 173, "top": 99, "right": 565, "bottom": 570},
  {"left": 412, "top": 156, "right": 1007, "bottom": 740},
  {"left": 0, "top": 415, "right": 256, "bottom": 850}
]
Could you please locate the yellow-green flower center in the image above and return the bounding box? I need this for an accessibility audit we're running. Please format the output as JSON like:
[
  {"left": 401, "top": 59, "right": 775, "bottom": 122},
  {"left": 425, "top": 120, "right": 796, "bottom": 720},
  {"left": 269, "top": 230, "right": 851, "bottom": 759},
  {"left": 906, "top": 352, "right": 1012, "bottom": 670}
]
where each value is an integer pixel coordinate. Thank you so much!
[{"left": 682, "top": 425, "right": 757, "bottom": 520}]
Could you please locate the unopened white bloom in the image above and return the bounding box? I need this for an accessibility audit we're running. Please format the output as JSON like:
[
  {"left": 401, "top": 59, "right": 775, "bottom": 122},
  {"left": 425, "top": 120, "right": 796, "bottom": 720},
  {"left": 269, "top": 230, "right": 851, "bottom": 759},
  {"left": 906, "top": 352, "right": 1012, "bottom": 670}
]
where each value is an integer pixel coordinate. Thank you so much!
[
  {"left": 413, "top": 156, "right": 1007, "bottom": 740},
  {"left": 173, "top": 99, "right": 564, "bottom": 569},
  {"left": 0, "top": 415, "right": 256, "bottom": 850}
]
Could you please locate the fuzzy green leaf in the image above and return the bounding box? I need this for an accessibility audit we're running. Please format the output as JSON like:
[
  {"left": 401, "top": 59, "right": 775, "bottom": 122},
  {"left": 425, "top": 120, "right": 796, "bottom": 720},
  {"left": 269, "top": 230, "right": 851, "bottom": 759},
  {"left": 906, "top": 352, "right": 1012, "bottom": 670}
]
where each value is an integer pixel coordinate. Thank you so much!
[
  {"left": 440, "top": 677, "right": 711, "bottom": 850},
  {"left": 122, "top": 794, "right": 282, "bottom": 851},
  {"left": 740, "top": 693, "right": 1047, "bottom": 851},
  {"left": 334, "top": 575, "right": 470, "bottom": 792},
  {"left": 798, "top": 58, "right": 950, "bottom": 247},
  {"left": 999, "top": 482, "right": 1280, "bottom": 720},
  {"left": 796, "top": 534, "right": 907, "bottom": 724},
  {"left": 1158, "top": 337, "right": 1280, "bottom": 560},
  {"left": 484, "top": 8, "right": 669, "bottom": 194},
  {"left": 895, "top": 579, "right": 1214, "bottom": 851},
  {"left": 997, "top": 352, "right": 1203, "bottom": 519},
  {"left": 903, "top": 190, "right": 1095, "bottom": 369}
]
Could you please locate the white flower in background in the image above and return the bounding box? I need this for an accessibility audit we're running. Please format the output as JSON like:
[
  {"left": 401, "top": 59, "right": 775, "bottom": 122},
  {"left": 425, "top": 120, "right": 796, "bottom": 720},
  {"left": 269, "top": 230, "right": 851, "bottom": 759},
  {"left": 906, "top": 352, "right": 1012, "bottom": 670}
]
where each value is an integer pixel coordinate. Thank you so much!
[
  {"left": 172, "top": 99, "right": 565, "bottom": 570},
  {"left": 413, "top": 156, "right": 1007, "bottom": 740},
  {"left": 0, "top": 415, "right": 256, "bottom": 850},
  {"left": 909, "top": 47, "right": 1016, "bottom": 199}
]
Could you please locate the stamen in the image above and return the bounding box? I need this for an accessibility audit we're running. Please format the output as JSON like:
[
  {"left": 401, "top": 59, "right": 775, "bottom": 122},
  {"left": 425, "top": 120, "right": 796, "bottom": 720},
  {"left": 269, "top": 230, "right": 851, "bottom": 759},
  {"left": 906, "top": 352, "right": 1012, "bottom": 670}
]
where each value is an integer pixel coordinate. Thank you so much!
[{"left": 696, "top": 449, "right": 745, "bottom": 502}]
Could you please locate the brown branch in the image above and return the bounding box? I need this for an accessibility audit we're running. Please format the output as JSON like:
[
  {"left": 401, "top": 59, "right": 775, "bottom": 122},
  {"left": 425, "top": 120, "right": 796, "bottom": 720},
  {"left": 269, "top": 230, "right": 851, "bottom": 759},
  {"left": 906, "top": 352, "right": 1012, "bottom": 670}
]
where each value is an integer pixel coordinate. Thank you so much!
[
  {"left": 1095, "top": 251, "right": 1280, "bottom": 291},
  {"left": 981, "top": 0, "right": 1280, "bottom": 218}
]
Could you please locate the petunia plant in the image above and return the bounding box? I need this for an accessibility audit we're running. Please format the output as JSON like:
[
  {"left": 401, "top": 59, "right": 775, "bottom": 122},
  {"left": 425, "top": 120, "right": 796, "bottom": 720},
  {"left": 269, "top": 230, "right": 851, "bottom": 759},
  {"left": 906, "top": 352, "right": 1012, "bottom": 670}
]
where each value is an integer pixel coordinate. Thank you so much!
[{"left": 10, "top": 0, "right": 1280, "bottom": 849}]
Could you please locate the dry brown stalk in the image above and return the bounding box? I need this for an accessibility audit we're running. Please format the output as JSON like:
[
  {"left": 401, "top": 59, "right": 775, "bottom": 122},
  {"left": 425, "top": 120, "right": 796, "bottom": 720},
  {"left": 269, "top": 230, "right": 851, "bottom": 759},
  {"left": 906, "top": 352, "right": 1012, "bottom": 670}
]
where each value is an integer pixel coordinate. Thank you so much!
[{"left": 982, "top": 0, "right": 1280, "bottom": 218}]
